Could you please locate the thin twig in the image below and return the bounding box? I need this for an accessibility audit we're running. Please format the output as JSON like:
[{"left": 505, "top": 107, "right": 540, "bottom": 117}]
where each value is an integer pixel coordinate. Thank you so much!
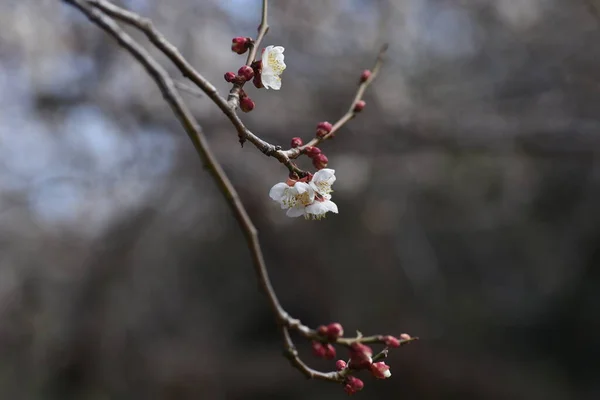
[
  {"left": 246, "top": 0, "right": 270, "bottom": 66},
  {"left": 282, "top": 326, "right": 344, "bottom": 381},
  {"left": 283, "top": 44, "right": 389, "bottom": 159}
]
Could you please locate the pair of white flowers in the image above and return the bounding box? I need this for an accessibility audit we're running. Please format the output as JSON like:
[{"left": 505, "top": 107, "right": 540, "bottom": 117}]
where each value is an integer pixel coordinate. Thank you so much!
[{"left": 270, "top": 169, "right": 338, "bottom": 219}]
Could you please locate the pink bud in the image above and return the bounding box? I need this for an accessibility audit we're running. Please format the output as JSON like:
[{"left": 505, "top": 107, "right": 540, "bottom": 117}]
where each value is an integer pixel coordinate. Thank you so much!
[
  {"left": 238, "top": 65, "right": 254, "bottom": 81},
  {"left": 305, "top": 146, "right": 321, "bottom": 158},
  {"left": 224, "top": 72, "right": 236, "bottom": 82},
  {"left": 240, "top": 97, "right": 255, "bottom": 113},
  {"left": 312, "top": 153, "right": 329, "bottom": 170},
  {"left": 324, "top": 344, "right": 336, "bottom": 360},
  {"left": 353, "top": 100, "right": 366, "bottom": 113},
  {"left": 370, "top": 362, "right": 391, "bottom": 379},
  {"left": 343, "top": 376, "right": 364, "bottom": 395},
  {"left": 311, "top": 341, "right": 327, "bottom": 358},
  {"left": 400, "top": 333, "right": 412, "bottom": 341},
  {"left": 336, "top": 360, "right": 347, "bottom": 371},
  {"left": 231, "top": 37, "right": 250, "bottom": 55},
  {"left": 290, "top": 137, "right": 303, "bottom": 148},
  {"left": 326, "top": 323, "right": 344, "bottom": 340},
  {"left": 316, "top": 121, "right": 333, "bottom": 138},
  {"left": 360, "top": 69, "right": 372, "bottom": 83},
  {"left": 349, "top": 343, "right": 373, "bottom": 369},
  {"left": 383, "top": 335, "right": 400, "bottom": 348}
]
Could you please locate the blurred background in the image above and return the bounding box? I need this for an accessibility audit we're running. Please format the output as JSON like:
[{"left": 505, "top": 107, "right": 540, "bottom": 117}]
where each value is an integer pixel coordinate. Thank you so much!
[{"left": 1, "top": 0, "right": 599, "bottom": 398}]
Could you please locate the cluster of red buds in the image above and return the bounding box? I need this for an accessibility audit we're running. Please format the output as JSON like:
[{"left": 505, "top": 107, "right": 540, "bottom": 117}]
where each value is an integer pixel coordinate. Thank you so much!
[
  {"left": 305, "top": 146, "right": 328, "bottom": 170},
  {"left": 309, "top": 322, "right": 414, "bottom": 395},
  {"left": 224, "top": 37, "right": 268, "bottom": 113}
]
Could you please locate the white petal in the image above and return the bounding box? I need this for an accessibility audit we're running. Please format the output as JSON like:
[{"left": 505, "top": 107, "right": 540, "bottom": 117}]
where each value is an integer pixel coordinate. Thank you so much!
[
  {"left": 272, "top": 46, "right": 285, "bottom": 53},
  {"left": 294, "top": 182, "right": 311, "bottom": 194},
  {"left": 286, "top": 206, "right": 305, "bottom": 218},
  {"left": 322, "top": 200, "right": 338, "bottom": 213},
  {"left": 305, "top": 202, "right": 327, "bottom": 216},
  {"left": 269, "top": 182, "right": 288, "bottom": 201},
  {"left": 261, "top": 74, "right": 281, "bottom": 90},
  {"left": 313, "top": 168, "right": 336, "bottom": 185}
]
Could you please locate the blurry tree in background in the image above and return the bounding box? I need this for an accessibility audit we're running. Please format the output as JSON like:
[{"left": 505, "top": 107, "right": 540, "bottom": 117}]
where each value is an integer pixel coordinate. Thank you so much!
[{"left": 1, "top": 0, "right": 600, "bottom": 398}]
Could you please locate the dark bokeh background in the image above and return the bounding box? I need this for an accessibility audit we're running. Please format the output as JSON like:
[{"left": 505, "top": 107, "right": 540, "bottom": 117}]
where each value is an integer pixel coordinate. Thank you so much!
[{"left": 2, "top": 0, "right": 600, "bottom": 398}]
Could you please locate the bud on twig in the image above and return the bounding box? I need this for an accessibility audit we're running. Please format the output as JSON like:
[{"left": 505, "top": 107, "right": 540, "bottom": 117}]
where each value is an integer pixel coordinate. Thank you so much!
[
  {"left": 383, "top": 335, "right": 400, "bottom": 348},
  {"left": 238, "top": 65, "right": 255, "bottom": 81},
  {"left": 224, "top": 72, "right": 236, "bottom": 82},
  {"left": 304, "top": 146, "right": 321, "bottom": 157},
  {"left": 370, "top": 362, "right": 391, "bottom": 379},
  {"left": 326, "top": 322, "right": 344, "bottom": 340},
  {"left": 360, "top": 69, "right": 372, "bottom": 83},
  {"left": 344, "top": 376, "right": 364, "bottom": 395},
  {"left": 240, "top": 97, "right": 255, "bottom": 113},
  {"left": 290, "top": 137, "right": 303, "bottom": 148},
  {"left": 353, "top": 100, "right": 366, "bottom": 113},
  {"left": 316, "top": 121, "right": 333, "bottom": 138},
  {"left": 231, "top": 37, "right": 251, "bottom": 54},
  {"left": 311, "top": 341, "right": 327, "bottom": 358},
  {"left": 312, "top": 153, "right": 328, "bottom": 170}
]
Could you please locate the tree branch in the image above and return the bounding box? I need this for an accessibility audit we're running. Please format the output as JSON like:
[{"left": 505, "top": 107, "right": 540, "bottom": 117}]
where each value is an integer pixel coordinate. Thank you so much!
[{"left": 64, "top": 0, "right": 416, "bottom": 389}]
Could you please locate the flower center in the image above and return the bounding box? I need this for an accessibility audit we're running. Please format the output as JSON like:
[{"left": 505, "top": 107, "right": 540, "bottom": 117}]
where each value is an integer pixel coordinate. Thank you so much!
[
  {"left": 314, "top": 181, "right": 332, "bottom": 195},
  {"left": 267, "top": 52, "right": 285, "bottom": 75}
]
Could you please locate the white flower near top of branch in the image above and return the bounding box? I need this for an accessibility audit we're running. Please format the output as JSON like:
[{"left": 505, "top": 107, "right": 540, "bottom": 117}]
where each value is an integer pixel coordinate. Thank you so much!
[
  {"left": 260, "top": 45, "right": 286, "bottom": 90},
  {"left": 269, "top": 169, "right": 338, "bottom": 219}
]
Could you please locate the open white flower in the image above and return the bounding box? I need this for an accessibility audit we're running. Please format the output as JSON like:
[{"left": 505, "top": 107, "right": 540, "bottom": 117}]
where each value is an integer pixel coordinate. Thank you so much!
[
  {"left": 261, "top": 45, "right": 286, "bottom": 90},
  {"left": 269, "top": 169, "right": 338, "bottom": 219},
  {"left": 309, "top": 168, "right": 336, "bottom": 197},
  {"left": 269, "top": 181, "right": 314, "bottom": 217}
]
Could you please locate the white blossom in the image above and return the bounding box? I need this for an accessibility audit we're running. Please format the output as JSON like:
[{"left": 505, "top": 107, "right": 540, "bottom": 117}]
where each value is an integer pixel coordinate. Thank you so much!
[
  {"left": 269, "top": 169, "right": 338, "bottom": 219},
  {"left": 261, "top": 45, "right": 286, "bottom": 90},
  {"left": 309, "top": 168, "right": 336, "bottom": 197},
  {"left": 269, "top": 181, "right": 314, "bottom": 217}
]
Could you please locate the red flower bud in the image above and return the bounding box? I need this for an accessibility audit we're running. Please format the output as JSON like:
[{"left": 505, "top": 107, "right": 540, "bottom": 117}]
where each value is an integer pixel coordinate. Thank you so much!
[
  {"left": 370, "top": 362, "right": 391, "bottom": 379},
  {"left": 238, "top": 65, "right": 254, "bottom": 81},
  {"left": 324, "top": 343, "right": 336, "bottom": 360},
  {"left": 343, "top": 376, "right": 364, "bottom": 395},
  {"left": 383, "top": 335, "right": 400, "bottom": 348},
  {"left": 311, "top": 341, "right": 327, "bottom": 358},
  {"left": 304, "top": 146, "right": 321, "bottom": 157},
  {"left": 240, "top": 97, "right": 255, "bottom": 113},
  {"left": 326, "top": 323, "right": 344, "bottom": 340},
  {"left": 316, "top": 121, "right": 333, "bottom": 138},
  {"left": 349, "top": 343, "right": 373, "bottom": 369},
  {"left": 360, "top": 69, "right": 372, "bottom": 83},
  {"left": 353, "top": 100, "right": 366, "bottom": 113},
  {"left": 336, "top": 360, "right": 347, "bottom": 371},
  {"left": 312, "top": 153, "right": 328, "bottom": 170},
  {"left": 231, "top": 37, "right": 250, "bottom": 54},
  {"left": 290, "top": 137, "right": 303, "bottom": 148},
  {"left": 224, "top": 72, "right": 236, "bottom": 82}
]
